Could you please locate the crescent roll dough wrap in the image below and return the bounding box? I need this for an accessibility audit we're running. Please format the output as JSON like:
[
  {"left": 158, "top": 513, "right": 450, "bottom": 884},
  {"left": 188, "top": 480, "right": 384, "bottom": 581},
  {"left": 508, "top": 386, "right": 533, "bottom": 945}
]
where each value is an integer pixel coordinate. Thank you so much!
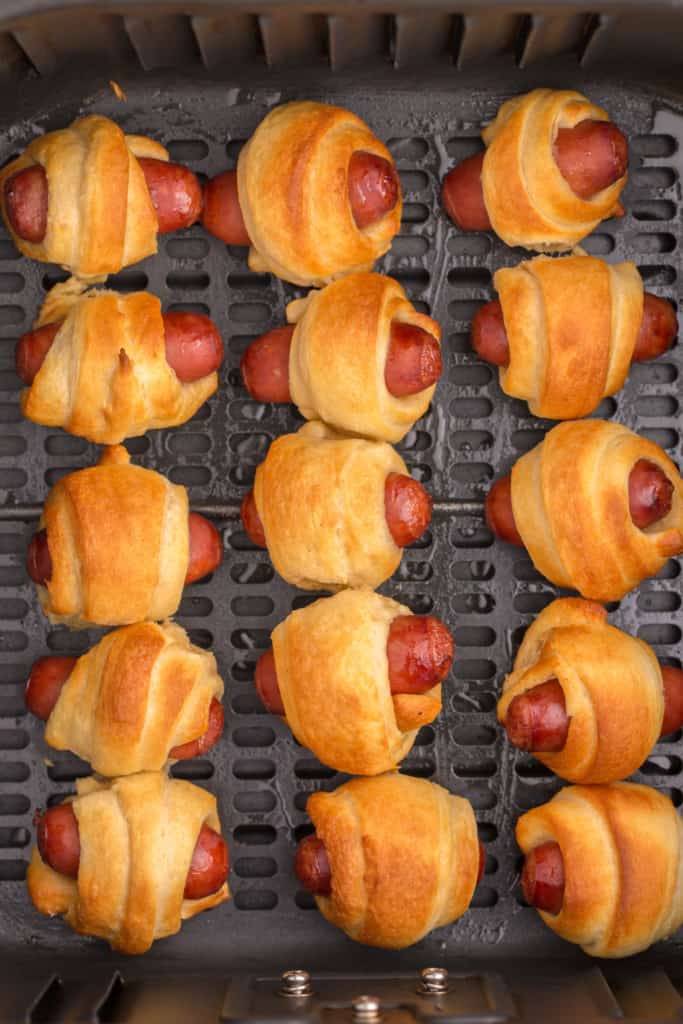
[
  {"left": 27, "top": 772, "right": 228, "bottom": 954},
  {"left": 481, "top": 89, "right": 626, "bottom": 251},
  {"left": 43, "top": 622, "right": 223, "bottom": 776},
  {"left": 306, "top": 773, "right": 479, "bottom": 948},
  {"left": 495, "top": 254, "right": 643, "bottom": 419},
  {"left": 286, "top": 273, "right": 440, "bottom": 442},
  {"left": 272, "top": 590, "right": 441, "bottom": 775},
  {"left": 510, "top": 420, "right": 683, "bottom": 601},
  {"left": 498, "top": 598, "right": 663, "bottom": 784},
  {"left": 0, "top": 115, "right": 166, "bottom": 279},
  {"left": 37, "top": 445, "right": 189, "bottom": 627},
  {"left": 237, "top": 102, "right": 402, "bottom": 287},
  {"left": 21, "top": 280, "right": 217, "bottom": 444},
  {"left": 516, "top": 783, "right": 683, "bottom": 958},
  {"left": 253, "top": 421, "right": 406, "bottom": 590}
]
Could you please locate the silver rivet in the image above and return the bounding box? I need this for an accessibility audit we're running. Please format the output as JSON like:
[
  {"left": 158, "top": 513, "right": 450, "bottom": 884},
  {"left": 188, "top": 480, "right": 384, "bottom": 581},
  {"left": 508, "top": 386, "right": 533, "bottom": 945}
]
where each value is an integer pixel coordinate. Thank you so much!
[
  {"left": 418, "top": 967, "right": 449, "bottom": 995},
  {"left": 280, "top": 969, "right": 312, "bottom": 998},
  {"left": 352, "top": 994, "right": 382, "bottom": 1021}
]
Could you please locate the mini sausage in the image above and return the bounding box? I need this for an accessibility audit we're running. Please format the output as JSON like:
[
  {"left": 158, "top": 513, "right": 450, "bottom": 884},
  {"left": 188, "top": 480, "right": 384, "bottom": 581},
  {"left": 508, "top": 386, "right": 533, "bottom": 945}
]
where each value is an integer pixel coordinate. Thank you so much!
[
  {"left": 485, "top": 476, "right": 524, "bottom": 547},
  {"left": 169, "top": 698, "right": 225, "bottom": 760},
  {"left": 36, "top": 804, "right": 229, "bottom": 898},
  {"left": 240, "top": 474, "right": 432, "bottom": 550},
  {"left": 16, "top": 312, "right": 223, "bottom": 387},
  {"left": 135, "top": 157, "right": 203, "bottom": 233},
  {"left": 240, "top": 491, "right": 266, "bottom": 548},
  {"left": 254, "top": 648, "right": 285, "bottom": 716},
  {"left": 505, "top": 679, "right": 569, "bottom": 753},
  {"left": 384, "top": 473, "right": 432, "bottom": 547},
  {"left": 628, "top": 459, "right": 673, "bottom": 530},
  {"left": 3, "top": 165, "right": 48, "bottom": 243},
  {"left": 200, "top": 169, "right": 251, "bottom": 246},
  {"left": 295, "top": 834, "right": 332, "bottom": 896},
  {"left": 633, "top": 295, "right": 678, "bottom": 363},
  {"left": 472, "top": 293, "right": 677, "bottom": 370},
  {"left": 240, "top": 321, "right": 441, "bottom": 404},
  {"left": 384, "top": 322, "right": 442, "bottom": 398},
  {"left": 295, "top": 832, "right": 487, "bottom": 895},
  {"left": 240, "top": 326, "right": 294, "bottom": 404},
  {"left": 385, "top": 614, "right": 455, "bottom": 693},
  {"left": 27, "top": 514, "right": 222, "bottom": 588},
  {"left": 4, "top": 159, "right": 202, "bottom": 244},
  {"left": 442, "top": 119, "right": 628, "bottom": 231},
  {"left": 254, "top": 613, "right": 455, "bottom": 716},
  {"left": 185, "top": 513, "right": 223, "bottom": 584},
  {"left": 659, "top": 666, "right": 683, "bottom": 737},
  {"left": 347, "top": 150, "right": 400, "bottom": 230},
  {"left": 487, "top": 459, "right": 674, "bottom": 545},
  {"left": 25, "top": 656, "right": 77, "bottom": 721},
  {"left": 521, "top": 840, "right": 565, "bottom": 916},
  {"left": 552, "top": 120, "right": 628, "bottom": 201}
]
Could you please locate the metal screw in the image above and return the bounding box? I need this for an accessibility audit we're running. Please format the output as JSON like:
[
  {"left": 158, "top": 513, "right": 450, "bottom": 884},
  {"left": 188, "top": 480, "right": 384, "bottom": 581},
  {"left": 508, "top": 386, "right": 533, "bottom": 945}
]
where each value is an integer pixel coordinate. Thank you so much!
[
  {"left": 418, "top": 967, "right": 449, "bottom": 995},
  {"left": 280, "top": 970, "right": 313, "bottom": 998},
  {"left": 352, "top": 995, "right": 382, "bottom": 1021}
]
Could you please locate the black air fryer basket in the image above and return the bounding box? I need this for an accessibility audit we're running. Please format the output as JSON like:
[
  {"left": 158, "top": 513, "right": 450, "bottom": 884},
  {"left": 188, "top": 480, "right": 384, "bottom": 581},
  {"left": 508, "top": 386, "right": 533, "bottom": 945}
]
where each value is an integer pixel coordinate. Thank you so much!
[{"left": 0, "top": 3, "right": 682, "bottom": 1022}]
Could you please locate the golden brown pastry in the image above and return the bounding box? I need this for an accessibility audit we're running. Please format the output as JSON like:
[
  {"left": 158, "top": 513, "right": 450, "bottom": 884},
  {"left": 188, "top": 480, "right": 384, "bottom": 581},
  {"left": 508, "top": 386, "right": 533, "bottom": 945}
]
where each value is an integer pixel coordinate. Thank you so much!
[
  {"left": 492, "top": 254, "right": 643, "bottom": 418},
  {"left": 19, "top": 280, "right": 218, "bottom": 444},
  {"left": 297, "top": 773, "right": 480, "bottom": 948},
  {"left": 517, "top": 782, "right": 683, "bottom": 958},
  {"left": 28, "top": 622, "right": 224, "bottom": 776},
  {"left": 237, "top": 102, "right": 402, "bottom": 287},
  {"left": 27, "top": 772, "right": 229, "bottom": 954},
  {"left": 250, "top": 421, "right": 428, "bottom": 591},
  {"left": 481, "top": 89, "right": 626, "bottom": 250},
  {"left": 267, "top": 589, "right": 445, "bottom": 774},
  {"left": 0, "top": 115, "right": 166, "bottom": 279},
  {"left": 32, "top": 446, "right": 189, "bottom": 627},
  {"left": 497, "top": 598, "right": 677, "bottom": 784},
  {"left": 286, "top": 273, "right": 440, "bottom": 442},
  {"left": 509, "top": 420, "right": 683, "bottom": 600}
]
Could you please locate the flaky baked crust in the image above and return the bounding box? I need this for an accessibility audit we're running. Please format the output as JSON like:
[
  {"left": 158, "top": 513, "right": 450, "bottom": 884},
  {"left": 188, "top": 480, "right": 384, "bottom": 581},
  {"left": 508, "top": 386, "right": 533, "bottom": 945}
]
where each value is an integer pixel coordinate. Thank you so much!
[
  {"left": 253, "top": 421, "right": 406, "bottom": 590},
  {"left": 237, "top": 102, "right": 402, "bottom": 287},
  {"left": 481, "top": 89, "right": 626, "bottom": 251},
  {"left": 516, "top": 782, "right": 683, "bottom": 958},
  {"left": 287, "top": 273, "right": 440, "bottom": 442},
  {"left": 307, "top": 773, "right": 479, "bottom": 949},
  {"left": 498, "top": 598, "right": 663, "bottom": 783},
  {"left": 511, "top": 420, "right": 683, "bottom": 601},
  {"left": 21, "top": 280, "right": 217, "bottom": 443},
  {"left": 0, "top": 115, "right": 165, "bottom": 279},
  {"left": 27, "top": 772, "right": 228, "bottom": 954},
  {"left": 272, "top": 590, "right": 441, "bottom": 775},
  {"left": 44, "top": 621, "right": 224, "bottom": 776},
  {"left": 496, "top": 254, "right": 643, "bottom": 419},
  {"left": 38, "top": 446, "right": 189, "bottom": 627}
]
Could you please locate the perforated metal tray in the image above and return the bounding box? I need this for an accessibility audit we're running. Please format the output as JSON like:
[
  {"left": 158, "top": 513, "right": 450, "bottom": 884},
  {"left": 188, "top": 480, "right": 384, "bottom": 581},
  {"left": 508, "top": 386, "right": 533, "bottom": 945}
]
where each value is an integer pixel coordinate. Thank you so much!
[{"left": 0, "top": 54, "right": 682, "bottom": 1016}]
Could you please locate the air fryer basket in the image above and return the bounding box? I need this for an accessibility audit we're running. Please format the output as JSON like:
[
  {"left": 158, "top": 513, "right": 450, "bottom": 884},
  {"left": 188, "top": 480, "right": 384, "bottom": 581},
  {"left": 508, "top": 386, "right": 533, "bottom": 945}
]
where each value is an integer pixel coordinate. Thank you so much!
[{"left": 0, "top": 3, "right": 682, "bottom": 1022}]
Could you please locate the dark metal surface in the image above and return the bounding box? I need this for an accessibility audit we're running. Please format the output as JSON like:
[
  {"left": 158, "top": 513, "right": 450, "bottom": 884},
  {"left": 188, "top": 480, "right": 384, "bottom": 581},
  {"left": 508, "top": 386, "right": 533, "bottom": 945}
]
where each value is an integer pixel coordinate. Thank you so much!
[{"left": 0, "top": 23, "right": 680, "bottom": 1024}]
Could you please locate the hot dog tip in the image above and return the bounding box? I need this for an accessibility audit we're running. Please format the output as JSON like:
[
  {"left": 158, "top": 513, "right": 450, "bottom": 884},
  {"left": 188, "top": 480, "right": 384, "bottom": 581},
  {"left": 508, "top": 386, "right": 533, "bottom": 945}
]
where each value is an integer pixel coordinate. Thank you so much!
[
  {"left": 25, "top": 655, "right": 77, "bottom": 721},
  {"left": 240, "top": 326, "right": 294, "bottom": 403},
  {"left": 521, "top": 841, "right": 565, "bottom": 916},
  {"left": 384, "top": 473, "right": 432, "bottom": 547},
  {"left": 504, "top": 679, "right": 569, "bottom": 753}
]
